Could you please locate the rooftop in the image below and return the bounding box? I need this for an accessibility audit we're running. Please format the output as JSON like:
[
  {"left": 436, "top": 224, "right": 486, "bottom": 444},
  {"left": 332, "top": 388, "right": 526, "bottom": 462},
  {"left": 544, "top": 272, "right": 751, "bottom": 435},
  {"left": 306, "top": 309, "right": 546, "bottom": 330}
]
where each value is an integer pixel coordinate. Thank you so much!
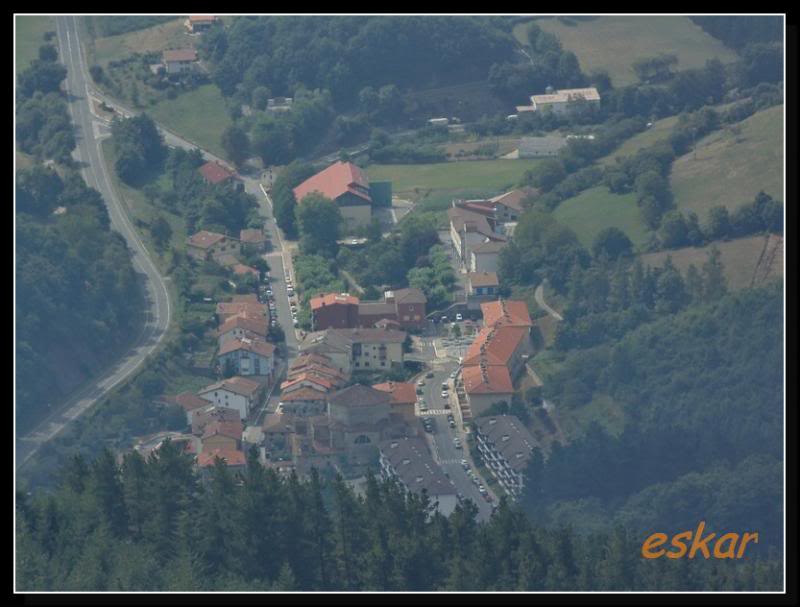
[
  {"left": 293, "top": 161, "right": 371, "bottom": 205},
  {"left": 532, "top": 87, "right": 601, "bottom": 105},
  {"left": 461, "top": 364, "right": 514, "bottom": 395},
  {"left": 391, "top": 287, "right": 427, "bottom": 305},
  {"left": 232, "top": 264, "right": 259, "bottom": 277},
  {"left": 379, "top": 438, "right": 456, "bottom": 497},
  {"left": 468, "top": 271, "right": 499, "bottom": 288},
  {"left": 481, "top": 299, "right": 533, "bottom": 329},
  {"left": 372, "top": 381, "right": 417, "bottom": 405},
  {"left": 463, "top": 325, "right": 527, "bottom": 367},
  {"left": 197, "top": 447, "right": 246, "bottom": 468},
  {"left": 218, "top": 336, "right": 275, "bottom": 359},
  {"left": 199, "top": 161, "right": 237, "bottom": 185},
  {"left": 470, "top": 239, "right": 508, "bottom": 255},
  {"left": 163, "top": 48, "right": 198, "bottom": 63},
  {"left": 328, "top": 384, "right": 392, "bottom": 409},
  {"left": 217, "top": 313, "right": 268, "bottom": 338},
  {"left": 189, "top": 15, "right": 217, "bottom": 23},
  {"left": 278, "top": 387, "right": 329, "bottom": 402},
  {"left": 200, "top": 376, "right": 262, "bottom": 398},
  {"left": 474, "top": 415, "right": 538, "bottom": 472},
  {"left": 490, "top": 187, "right": 540, "bottom": 211},
  {"left": 187, "top": 230, "right": 226, "bottom": 249},
  {"left": 310, "top": 292, "right": 359, "bottom": 311},
  {"left": 202, "top": 419, "right": 244, "bottom": 441},
  {"left": 447, "top": 206, "right": 497, "bottom": 239}
]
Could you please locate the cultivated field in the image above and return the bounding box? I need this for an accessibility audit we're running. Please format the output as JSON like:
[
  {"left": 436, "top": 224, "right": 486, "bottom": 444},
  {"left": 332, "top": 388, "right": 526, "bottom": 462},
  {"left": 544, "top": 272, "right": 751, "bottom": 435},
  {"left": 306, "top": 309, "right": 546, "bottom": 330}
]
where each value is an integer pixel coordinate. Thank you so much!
[
  {"left": 670, "top": 104, "right": 784, "bottom": 218},
  {"left": 90, "top": 17, "right": 192, "bottom": 65},
  {"left": 552, "top": 186, "right": 651, "bottom": 251},
  {"left": 148, "top": 85, "right": 232, "bottom": 160},
  {"left": 15, "top": 15, "right": 55, "bottom": 71},
  {"left": 639, "top": 233, "right": 783, "bottom": 291},
  {"left": 526, "top": 16, "right": 738, "bottom": 87}
]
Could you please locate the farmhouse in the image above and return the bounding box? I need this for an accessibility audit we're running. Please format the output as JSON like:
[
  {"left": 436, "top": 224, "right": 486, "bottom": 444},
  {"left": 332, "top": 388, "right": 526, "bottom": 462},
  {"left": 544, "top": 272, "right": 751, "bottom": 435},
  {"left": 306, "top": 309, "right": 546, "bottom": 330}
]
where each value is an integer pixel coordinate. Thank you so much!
[
  {"left": 199, "top": 160, "right": 243, "bottom": 190},
  {"left": 185, "top": 15, "right": 218, "bottom": 33},
  {"left": 186, "top": 230, "right": 240, "bottom": 263},
  {"left": 162, "top": 48, "right": 198, "bottom": 75},
  {"left": 293, "top": 161, "right": 372, "bottom": 230},
  {"left": 516, "top": 87, "right": 601, "bottom": 116}
]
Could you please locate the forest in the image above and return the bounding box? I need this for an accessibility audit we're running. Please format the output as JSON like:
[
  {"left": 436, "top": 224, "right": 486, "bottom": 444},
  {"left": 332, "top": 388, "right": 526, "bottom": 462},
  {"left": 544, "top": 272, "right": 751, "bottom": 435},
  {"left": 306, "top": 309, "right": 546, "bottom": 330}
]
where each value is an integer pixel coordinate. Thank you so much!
[
  {"left": 16, "top": 168, "right": 143, "bottom": 433},
  {"left": 15, "top": 442, "right": 782, "bottom": 591}
]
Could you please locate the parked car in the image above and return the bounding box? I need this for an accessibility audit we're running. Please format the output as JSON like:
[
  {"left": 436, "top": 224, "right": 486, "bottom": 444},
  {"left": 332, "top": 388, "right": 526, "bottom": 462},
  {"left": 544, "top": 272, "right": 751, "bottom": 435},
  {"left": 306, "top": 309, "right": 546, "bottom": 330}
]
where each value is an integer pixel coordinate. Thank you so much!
[
  {"left": 449, "top": 420, "right": 456, "bottom": 428},
  {"left": 461, "top": 459, "right": 469, "bottom": 470},
  {"left": 444, "top": 403, "right": 451, "bottom": 410},
  {"left": 455, "top": 313, "right": 463, "bottom": 321},
  {"left": 417, "top": 379, "right": 425, "bottom": 386},
  {"left": 484, "top": 493, "right": 493, "bottom": 502},
  {"left": 416, "top": 387, "right": 424, "bottom": 395},
  {"left": 293, "top": 319, "right": 299, "bottom": 327},
  {"left": 441, "top": 390, "right": 449, "bottom": 399},
  {"left": 426, "top": 371, "right": 434, "bottom": 378}
]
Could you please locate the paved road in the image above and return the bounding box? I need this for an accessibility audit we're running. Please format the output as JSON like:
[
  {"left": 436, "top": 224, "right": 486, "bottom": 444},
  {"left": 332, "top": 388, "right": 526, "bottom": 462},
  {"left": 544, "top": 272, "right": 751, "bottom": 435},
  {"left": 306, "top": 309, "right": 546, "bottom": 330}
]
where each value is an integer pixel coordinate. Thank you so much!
[
  {"left": 534, "top": 281, "right": 564, "bottom": 321},
  {"left": 418, "top": 357, "right": 496, "bottom": 521},
  {"left": 16, "top": 16, "right": 172, "bottom": 471}
]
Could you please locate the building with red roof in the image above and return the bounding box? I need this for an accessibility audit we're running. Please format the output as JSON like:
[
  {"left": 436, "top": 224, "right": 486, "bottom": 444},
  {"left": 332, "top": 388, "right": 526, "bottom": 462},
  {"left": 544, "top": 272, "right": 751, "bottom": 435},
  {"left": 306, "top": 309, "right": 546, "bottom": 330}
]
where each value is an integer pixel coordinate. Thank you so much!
[
  {"left": 199, "top": 160, "right": 241, "bottom": 188},
  {"left": 217, "top": 312, "right": 269, "bottom": 348},
  {"left": 372, "top": 381, "right": 417, "bottom": 424},
  {"left": 186, "top": 15, "right": 218, "bottom": 33},
  {"left": 293, "top": 161, "right": 372, "bottom": 229},
  {"left": 186, "top": 230, "right": 240, "bottom": 262},
  {"left": 197, "top": 448, "right": 247, "bottom": 479},
  {"left": 480, "top": 299, "right": 533, "bottom": 329},
  {"left": 162, "top": 48, "right": 198, "bottom": 74},
  {"left": 217, "top": 337, "right": 276, "bottom": 379},
  {"left": 310, "top": 292, "right": 360, "bottom": 331}
]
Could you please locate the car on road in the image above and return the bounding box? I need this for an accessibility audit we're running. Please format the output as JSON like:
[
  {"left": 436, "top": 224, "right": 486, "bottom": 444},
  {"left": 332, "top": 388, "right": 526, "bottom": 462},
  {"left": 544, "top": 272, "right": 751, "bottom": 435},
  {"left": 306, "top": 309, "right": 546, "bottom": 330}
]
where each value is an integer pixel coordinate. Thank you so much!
[
  {"left": 461, "top": 459, "right": 469, "bottom": 470},
  {"left": 444, "top": 403, "right": 451, "bottom": 410},
  {"left": 484, "top": 493, "right": 493, "bottom": 502},
  {"left": 419, "top": 404, "right": 428, "bottom": 412},
  {"left": 290, "top": 305, "right": 297, "bottom": 313},
  {"left": 417, "top": 379, "right": 425, "bottom": 386},
  {"left": 266, "top": 289, "right": 273, "bottom": 296},
  {"left": 293, "top": 319, "right": 299, "bottom": 327},
  {"left": 453, "top": 437, "right": 462, "bottom": 449},
  {"left": 450, "top": 370, "right": 459, "bottom": 379},
  {"left": 441, "top": 390, "right": 449, "bottom": 399},
  {"left": 416, "top": 387, "right": 424, "bottom": 395},
  {"left": 270, "top": 319, "right": 277, "bottom": 327},
  {"left": 478, "top": 485, "right": 486, "bottom": 494},
  {"left": 449, "top": 420, "right": 456, "bottom": 428},
  {"left": 426, "top": 371, "right": 434, "bottom": 378},
  {"left": 456, "top": 313, "right": 463, "bottom": 321}
]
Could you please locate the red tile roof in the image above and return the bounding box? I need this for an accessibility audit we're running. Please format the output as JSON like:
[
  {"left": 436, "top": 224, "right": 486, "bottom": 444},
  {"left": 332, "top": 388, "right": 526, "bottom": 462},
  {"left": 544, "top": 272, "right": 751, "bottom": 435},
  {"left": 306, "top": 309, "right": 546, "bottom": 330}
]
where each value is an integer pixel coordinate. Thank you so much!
[
  {"left": 173, "top": 392, "right": 210, "bottom": 413},
  {"left": 188, "top": 230, "right": 226, "bottom": 249},
  {"left": 481, "top": 300, "right": 532, "bottom": 329},
  {"left": 199, "top": 161, "right": 236, "bottom": 185},
  {"left": 216, "top": 301, "right": 267, "bottom": 319},
  {"left": 490, "top": 188, "right": 539, "bottom": 212},
  {"left": 372, "top": 381, "right": 416, "bottom": 405},
  {"left": 279, "top": 387, "right": 328, "bottom": 402},
  {"left": 310, "top": 292, "right": 359, "bottom": 311},
  {"left": 281, "top": 374, "right": 333, "bottom": 392},
  {"left": 163, "top": 48, "right": 198, "bottom": 63},
  {"left": 197, "top": 447, "right": 246, "bottom": 468},
  {"left": 217, "top": 313, "right": 269, "bottom": 339},
  {"left": 463, "top": 325, "right": 527, "bottom": 367},
  {"left": 202, "top": 419, "right": 244, "bottom": 441},
  {"left": 200, "top": 376, "right": 262, "bottom": 398},
  {"left": 293, "top": 161, "right": 371, "bottom": 205},
  {"left": 462, "top": 364, "right": 514, "bottom": 395},
  {"left": 218, "top": 337, "right": 275, "bottom": 359},
  {"left": 468, "top": 271, "right": 499, "bottom": 288},
  {"left": 189, "top": 15, "right": 217, "bottom": 23}
]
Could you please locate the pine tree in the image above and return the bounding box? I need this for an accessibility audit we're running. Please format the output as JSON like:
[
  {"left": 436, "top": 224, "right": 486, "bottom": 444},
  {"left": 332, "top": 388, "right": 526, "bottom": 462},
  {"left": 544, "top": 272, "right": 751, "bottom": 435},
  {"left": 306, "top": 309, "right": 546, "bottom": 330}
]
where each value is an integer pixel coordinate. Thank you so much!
[
  {"left": 87, "top": 448, "right": 127, "bottom": 536},
  {"left": 702, "top": 245, "right": 728, "bottom": 302},
  {"left": 685, "top": 263, "right": 705, "bottom": 303}
]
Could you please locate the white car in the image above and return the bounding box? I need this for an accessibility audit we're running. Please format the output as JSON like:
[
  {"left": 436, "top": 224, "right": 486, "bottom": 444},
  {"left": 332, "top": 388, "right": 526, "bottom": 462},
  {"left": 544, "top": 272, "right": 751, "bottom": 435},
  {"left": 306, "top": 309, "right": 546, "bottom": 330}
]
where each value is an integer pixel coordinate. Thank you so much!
[
  {"left": 417, "top": 379, "right": 425, "bottom": 386},
  {"left": 441, "top": 390, "right": 449, "bottom": 399},
  {"left": 293, "top": 319, "right": 299, "bottom": 327},
  {"left": 455, "top": 313, "right": 463, "bottom": 321},
  {"left": 461, "top": 459, "right": 469, "bottom": 470}
]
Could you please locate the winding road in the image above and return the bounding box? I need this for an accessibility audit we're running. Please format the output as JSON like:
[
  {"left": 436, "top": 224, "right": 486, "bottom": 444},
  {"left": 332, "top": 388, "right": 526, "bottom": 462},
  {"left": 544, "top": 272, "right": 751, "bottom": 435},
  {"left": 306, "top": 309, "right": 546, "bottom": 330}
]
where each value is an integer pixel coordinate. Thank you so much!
[{"left": 16, "top": 16, "right": 172, "bottom": 471}]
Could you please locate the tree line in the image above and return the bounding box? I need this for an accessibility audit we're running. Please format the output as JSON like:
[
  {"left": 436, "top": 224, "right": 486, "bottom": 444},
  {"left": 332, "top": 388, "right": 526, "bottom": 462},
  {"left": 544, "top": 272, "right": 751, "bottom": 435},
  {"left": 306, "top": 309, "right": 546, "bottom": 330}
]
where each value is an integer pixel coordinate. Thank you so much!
[{"left": 16, "top": 440, "right": 782, "bottom": 591}]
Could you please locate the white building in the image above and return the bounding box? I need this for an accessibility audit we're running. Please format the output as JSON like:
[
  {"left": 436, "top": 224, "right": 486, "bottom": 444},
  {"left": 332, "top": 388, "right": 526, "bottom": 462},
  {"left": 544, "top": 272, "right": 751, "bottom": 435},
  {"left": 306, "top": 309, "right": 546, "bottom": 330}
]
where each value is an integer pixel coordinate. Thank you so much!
[
  {"left": 516, "top": 87, "right": 601, "bottom": 116},
  {"left": 162, "top": 48, "right": 199, "bottom": 75},
  {"left": 198, "top": 376, "right": 264, "bottom": 421}
]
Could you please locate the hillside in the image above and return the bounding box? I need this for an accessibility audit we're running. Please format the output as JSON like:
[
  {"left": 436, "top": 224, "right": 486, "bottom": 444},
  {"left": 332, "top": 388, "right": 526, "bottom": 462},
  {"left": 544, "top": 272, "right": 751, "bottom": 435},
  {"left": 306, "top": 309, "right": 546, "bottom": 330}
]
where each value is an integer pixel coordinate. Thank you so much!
[
  {"left": 552, "top": 186, "right": 651, "bottom": 251},
  {"left": 639, "top": 233, "right": 783, "bottom": 291},
  {"left": 532, "top": 16, "right": 739, "bottom": 87},
  {"left": 670, "top": 104, "right": 784, "bottom": 217}
]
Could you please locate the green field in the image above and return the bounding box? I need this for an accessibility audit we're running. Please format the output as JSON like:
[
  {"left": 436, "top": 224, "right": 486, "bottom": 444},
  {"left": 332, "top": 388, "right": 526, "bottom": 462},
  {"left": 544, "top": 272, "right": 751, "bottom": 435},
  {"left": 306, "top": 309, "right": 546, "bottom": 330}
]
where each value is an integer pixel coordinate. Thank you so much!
[
  {"left": 533, "top": 16, "right": 738, "bottom": 87},
  {"left": 639, "top": 234, "right": 783, "bottom": 291},
  {"left": 366, "top": 159, "right": 542, "bottom": 196},
  {"left": 15, "top": 15, "right": 55, "bottom": 71},
  {"left": 553, "top": 186, "right": 650, "bottom": 251},
  {"left": 16, "top": 150, "right": 35, "bottom": 170},
  {"left": 671, "top": 104, "right": 784, "bottom": 218},
  {"left": 599, "top": 115, "right": 680, "bottom": 167},
  {"left": 148, "top": 85, "right": 232, "bottom": 159},
  {"left": 90, "top": 17, "right": 191, "bottom": 65}
]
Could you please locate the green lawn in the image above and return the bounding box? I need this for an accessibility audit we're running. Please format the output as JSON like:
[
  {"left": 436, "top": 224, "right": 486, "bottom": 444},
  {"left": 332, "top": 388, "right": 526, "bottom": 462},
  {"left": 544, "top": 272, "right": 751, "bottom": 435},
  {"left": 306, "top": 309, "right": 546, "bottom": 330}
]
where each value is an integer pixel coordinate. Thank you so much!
[
  {"left": 553, "top": 186, "right": 650, "bottom": 251},
  {"left": 16, "top": 150, "right": 35, "bottom": 170},
  {"left": 148, "top": 85, "right": 232, "bottom": 159},
  {"left": 366, "top": 159, "right": 542, "bottom": 195},
  {"left": 536, "top": 16, "right": 739, "bottom": 87},
  {"left": 91, "top": 17, "right": 190, "bottom": 65},
  {"left": 15, "top": 15, "right": 55, "bottom": 71},
  {"left": 670, "top": 104, "right": 784, "bottom": 218}
]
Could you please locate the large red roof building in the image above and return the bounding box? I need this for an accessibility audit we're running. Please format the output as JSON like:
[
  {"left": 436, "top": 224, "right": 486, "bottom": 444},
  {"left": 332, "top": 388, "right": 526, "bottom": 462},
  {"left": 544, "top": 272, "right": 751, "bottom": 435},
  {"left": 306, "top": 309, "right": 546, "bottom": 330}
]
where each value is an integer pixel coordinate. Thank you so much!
[{"left": 293, "top": 161, "right": 372, "bottom": 229}]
